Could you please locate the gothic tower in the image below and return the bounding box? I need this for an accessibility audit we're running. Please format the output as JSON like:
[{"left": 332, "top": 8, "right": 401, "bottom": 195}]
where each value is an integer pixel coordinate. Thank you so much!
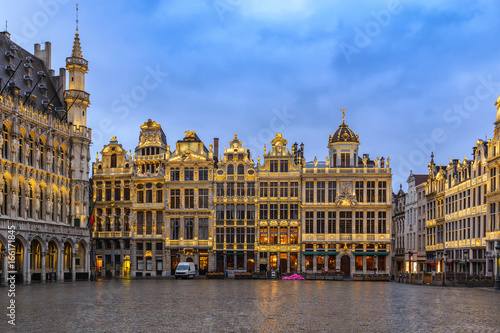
[{"left": 64, "top": 21, "right": 89, "bottom": 127}]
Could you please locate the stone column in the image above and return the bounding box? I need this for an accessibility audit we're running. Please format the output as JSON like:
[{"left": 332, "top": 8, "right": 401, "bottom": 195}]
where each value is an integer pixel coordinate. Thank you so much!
[
  {"left": 72, "top": 252, "right": 77, "bottom": 281},
  {"left": 25, "top": 246, "right": 31, "bottom": 284},
  {"left": 3, "top": 248, "right": 9, "bottom": 284},
  {"left": 41, "top": 252, "right": 46, "bottom": 283},
  {"left": 59, "top": 246, "right": 65, "bottom": 282}
]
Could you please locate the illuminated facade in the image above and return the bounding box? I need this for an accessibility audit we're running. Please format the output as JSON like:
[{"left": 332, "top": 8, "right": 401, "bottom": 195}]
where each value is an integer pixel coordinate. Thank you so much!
[
  {"left": 486, "top": 96, "right": 500, "bottom": 275},
  {"left": 214, "top": 134, "right": 257, "bottom": 276},
  {"left": 93, "top": 114, "right": 393, "bottom": 277},
  {"left": 301, "top": 118, "right": 392, "bottom": 277},
  {"left": 256, "top": 134, "right": 302, "bottom": 274},
  {"left": 93, "top": 124, "right": 216, "bottom": 277},
  {"left": 0, "top": 29, "right": 92, "bottom": 284},
  {"left": 425, "top": 145, "right": 488, "bottom": 275}
]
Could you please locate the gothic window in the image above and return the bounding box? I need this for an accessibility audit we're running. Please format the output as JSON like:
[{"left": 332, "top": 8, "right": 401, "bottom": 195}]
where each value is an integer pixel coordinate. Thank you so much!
[
  {"left": 59, "top": 147, "right": 65, "bottom": 176},
  {"left": 28, "top": 135, "right": 34, "bottom": 166},
  {"left": 28, "top": 183, "right": 34, "bottom": 219},
  {"left": 227, "top": 164, "right": 234, "bottom": 175},
  {"left": 18, "top": 135, "right": 24, "bottom": 164},
  {"left": 2, "top": 124, "right": 9, "bottom": 159},
  {"left": 1, "top": 176, "right": 8, "bottom": 215}
]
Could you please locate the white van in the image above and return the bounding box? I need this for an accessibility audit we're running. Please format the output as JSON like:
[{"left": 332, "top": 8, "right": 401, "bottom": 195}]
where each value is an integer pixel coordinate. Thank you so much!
[{"left": 175, "top": 262, "right": 196, "bottom": 279}]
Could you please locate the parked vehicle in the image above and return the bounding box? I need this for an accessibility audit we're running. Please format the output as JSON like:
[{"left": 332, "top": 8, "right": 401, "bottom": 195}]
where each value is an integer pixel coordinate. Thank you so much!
[{"left": 175, "top": 262, "right": 196, "bottom": 279}]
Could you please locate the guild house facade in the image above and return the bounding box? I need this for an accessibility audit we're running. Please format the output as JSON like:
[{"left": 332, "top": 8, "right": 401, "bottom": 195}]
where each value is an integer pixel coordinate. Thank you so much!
[
  {"left": 93, "top": 111, "right": 392, "bottom": 277},
  {"left": 0, "top": 28, "right": 92, "bottom": 284}
]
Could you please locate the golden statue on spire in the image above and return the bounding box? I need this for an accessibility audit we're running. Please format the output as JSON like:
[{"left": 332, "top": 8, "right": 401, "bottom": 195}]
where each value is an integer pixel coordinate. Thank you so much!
[{"left": 340, "top": 107, "right": 346, "bottom": 123}]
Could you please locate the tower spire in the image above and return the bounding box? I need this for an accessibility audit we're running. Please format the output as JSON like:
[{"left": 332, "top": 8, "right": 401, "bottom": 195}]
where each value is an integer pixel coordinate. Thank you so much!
[
  {"left": 71, "top": 4, "right": 82, "bottom": 58},
  {"left": 76, "top": 3, "right": 79, "bottom": 34},
  {"left": 340, "top": 107, "right": 346, "bottom": 124}
]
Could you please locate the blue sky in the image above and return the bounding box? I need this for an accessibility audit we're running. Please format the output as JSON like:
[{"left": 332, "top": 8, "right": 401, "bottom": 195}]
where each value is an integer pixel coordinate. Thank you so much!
[{"left": 2, "top": 0, "right": 500, "bottom": 191}]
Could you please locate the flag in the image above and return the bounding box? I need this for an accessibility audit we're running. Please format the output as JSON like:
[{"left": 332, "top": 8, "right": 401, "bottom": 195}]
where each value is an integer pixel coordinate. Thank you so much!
[{"left": 90, "top": 206, "right": 96, "bottom": 228}]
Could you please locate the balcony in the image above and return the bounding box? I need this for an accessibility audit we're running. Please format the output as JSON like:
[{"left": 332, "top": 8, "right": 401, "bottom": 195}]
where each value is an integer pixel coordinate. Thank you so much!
[{"left": 93, "top": 231, "right": 132, "bottom": 238}]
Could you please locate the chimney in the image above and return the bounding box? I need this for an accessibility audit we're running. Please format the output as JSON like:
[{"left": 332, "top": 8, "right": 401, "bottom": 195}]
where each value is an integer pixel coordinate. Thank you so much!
[
  {"left": 0, "top": 31, "right": 10, "bottom": 39},
  {"left": 213, "top": 138, "right": 219, "bottom": 161},
  {"left": 34, "top": 41, "right": 52, "bottom": 70}
]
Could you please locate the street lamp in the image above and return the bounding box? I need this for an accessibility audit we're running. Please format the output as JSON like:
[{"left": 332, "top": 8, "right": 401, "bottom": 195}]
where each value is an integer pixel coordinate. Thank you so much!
[
  {"left": 51, "top": 249, "right": 55, "bottom": 282},
  {"left": 408, "top": 251, "right": 412, "bottom": 274},
  {"left": 495, "top": 243, "right": 500, "bottom": 291},
  {"left": 443, "top": 250, "right": 447, "bottom": 286},
  {"left": 0, "top": 245, "right": 5, "bottom": 286}
]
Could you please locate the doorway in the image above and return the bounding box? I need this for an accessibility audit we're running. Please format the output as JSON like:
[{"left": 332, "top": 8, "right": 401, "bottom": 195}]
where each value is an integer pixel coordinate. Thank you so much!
[{"left": 341, "top": 255, "right": 351, "bottom": 276}]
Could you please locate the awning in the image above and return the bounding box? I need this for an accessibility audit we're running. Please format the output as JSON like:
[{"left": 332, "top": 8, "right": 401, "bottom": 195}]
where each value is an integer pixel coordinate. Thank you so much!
[
  {"left": 353, "top": 252, "right": 389, "bottom": 256},
  {"left": 424, "top": 262, "right": 436, "bottom": 265}
]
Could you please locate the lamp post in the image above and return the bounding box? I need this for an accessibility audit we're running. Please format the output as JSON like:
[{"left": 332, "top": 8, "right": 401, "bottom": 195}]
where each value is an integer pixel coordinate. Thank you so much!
[
  {"left": 408, "top": 251, "right": 412, "bottom": 273},
  {"left": 408, "top": 251, "right": 412, "bottom": 284},
  {"left": 50, "top": 249, "right": 55, "bottom": 282},
  {"left": 443, "top": 250, "right": 447, "bottom": 286},
  {"left": 495, "top": 243, "right": 500, "bottom": 291},
  {"left": 0, "top": 245, "right": 5, "bottom": 286}
]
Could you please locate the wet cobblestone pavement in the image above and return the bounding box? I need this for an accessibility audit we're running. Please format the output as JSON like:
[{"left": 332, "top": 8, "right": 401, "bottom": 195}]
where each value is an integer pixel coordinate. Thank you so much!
[{"left": 1, "top": 279, "right": 500, "bottom": 332}]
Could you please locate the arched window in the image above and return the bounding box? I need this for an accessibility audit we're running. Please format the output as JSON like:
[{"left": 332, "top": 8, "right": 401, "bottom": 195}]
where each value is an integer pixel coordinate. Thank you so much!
[
  {"left": 28, "top": 183, "right": 34, "bottom": 219},
  {"left": 18, "top": 135, "right": 24, "bottom": 164},
  {"left": 227, "top": 164, "right": 234, "bottom": 175},
  {"left": 60, "top": 148, "right": 65, "bottom": 176},
  {"left": 237, "top": 164, "right": 244, "bottom": 175},
  {"left": 28, "top": 135, "right": 34, "bottom": 166},
  {"left": 1, "top": 176, "right": 8, "bottom": 215},
  {"left": 39, "top": 138, "right": 44, "bottom": 170},
  {"left": 38, "top": 187, "right": 44, "bottom": 220},
  {"left": 110, "top": 153, "right": 117, "bottom": 168},
  {"left": 2, "top": 124, "right": 9, "bottom": 159}
]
